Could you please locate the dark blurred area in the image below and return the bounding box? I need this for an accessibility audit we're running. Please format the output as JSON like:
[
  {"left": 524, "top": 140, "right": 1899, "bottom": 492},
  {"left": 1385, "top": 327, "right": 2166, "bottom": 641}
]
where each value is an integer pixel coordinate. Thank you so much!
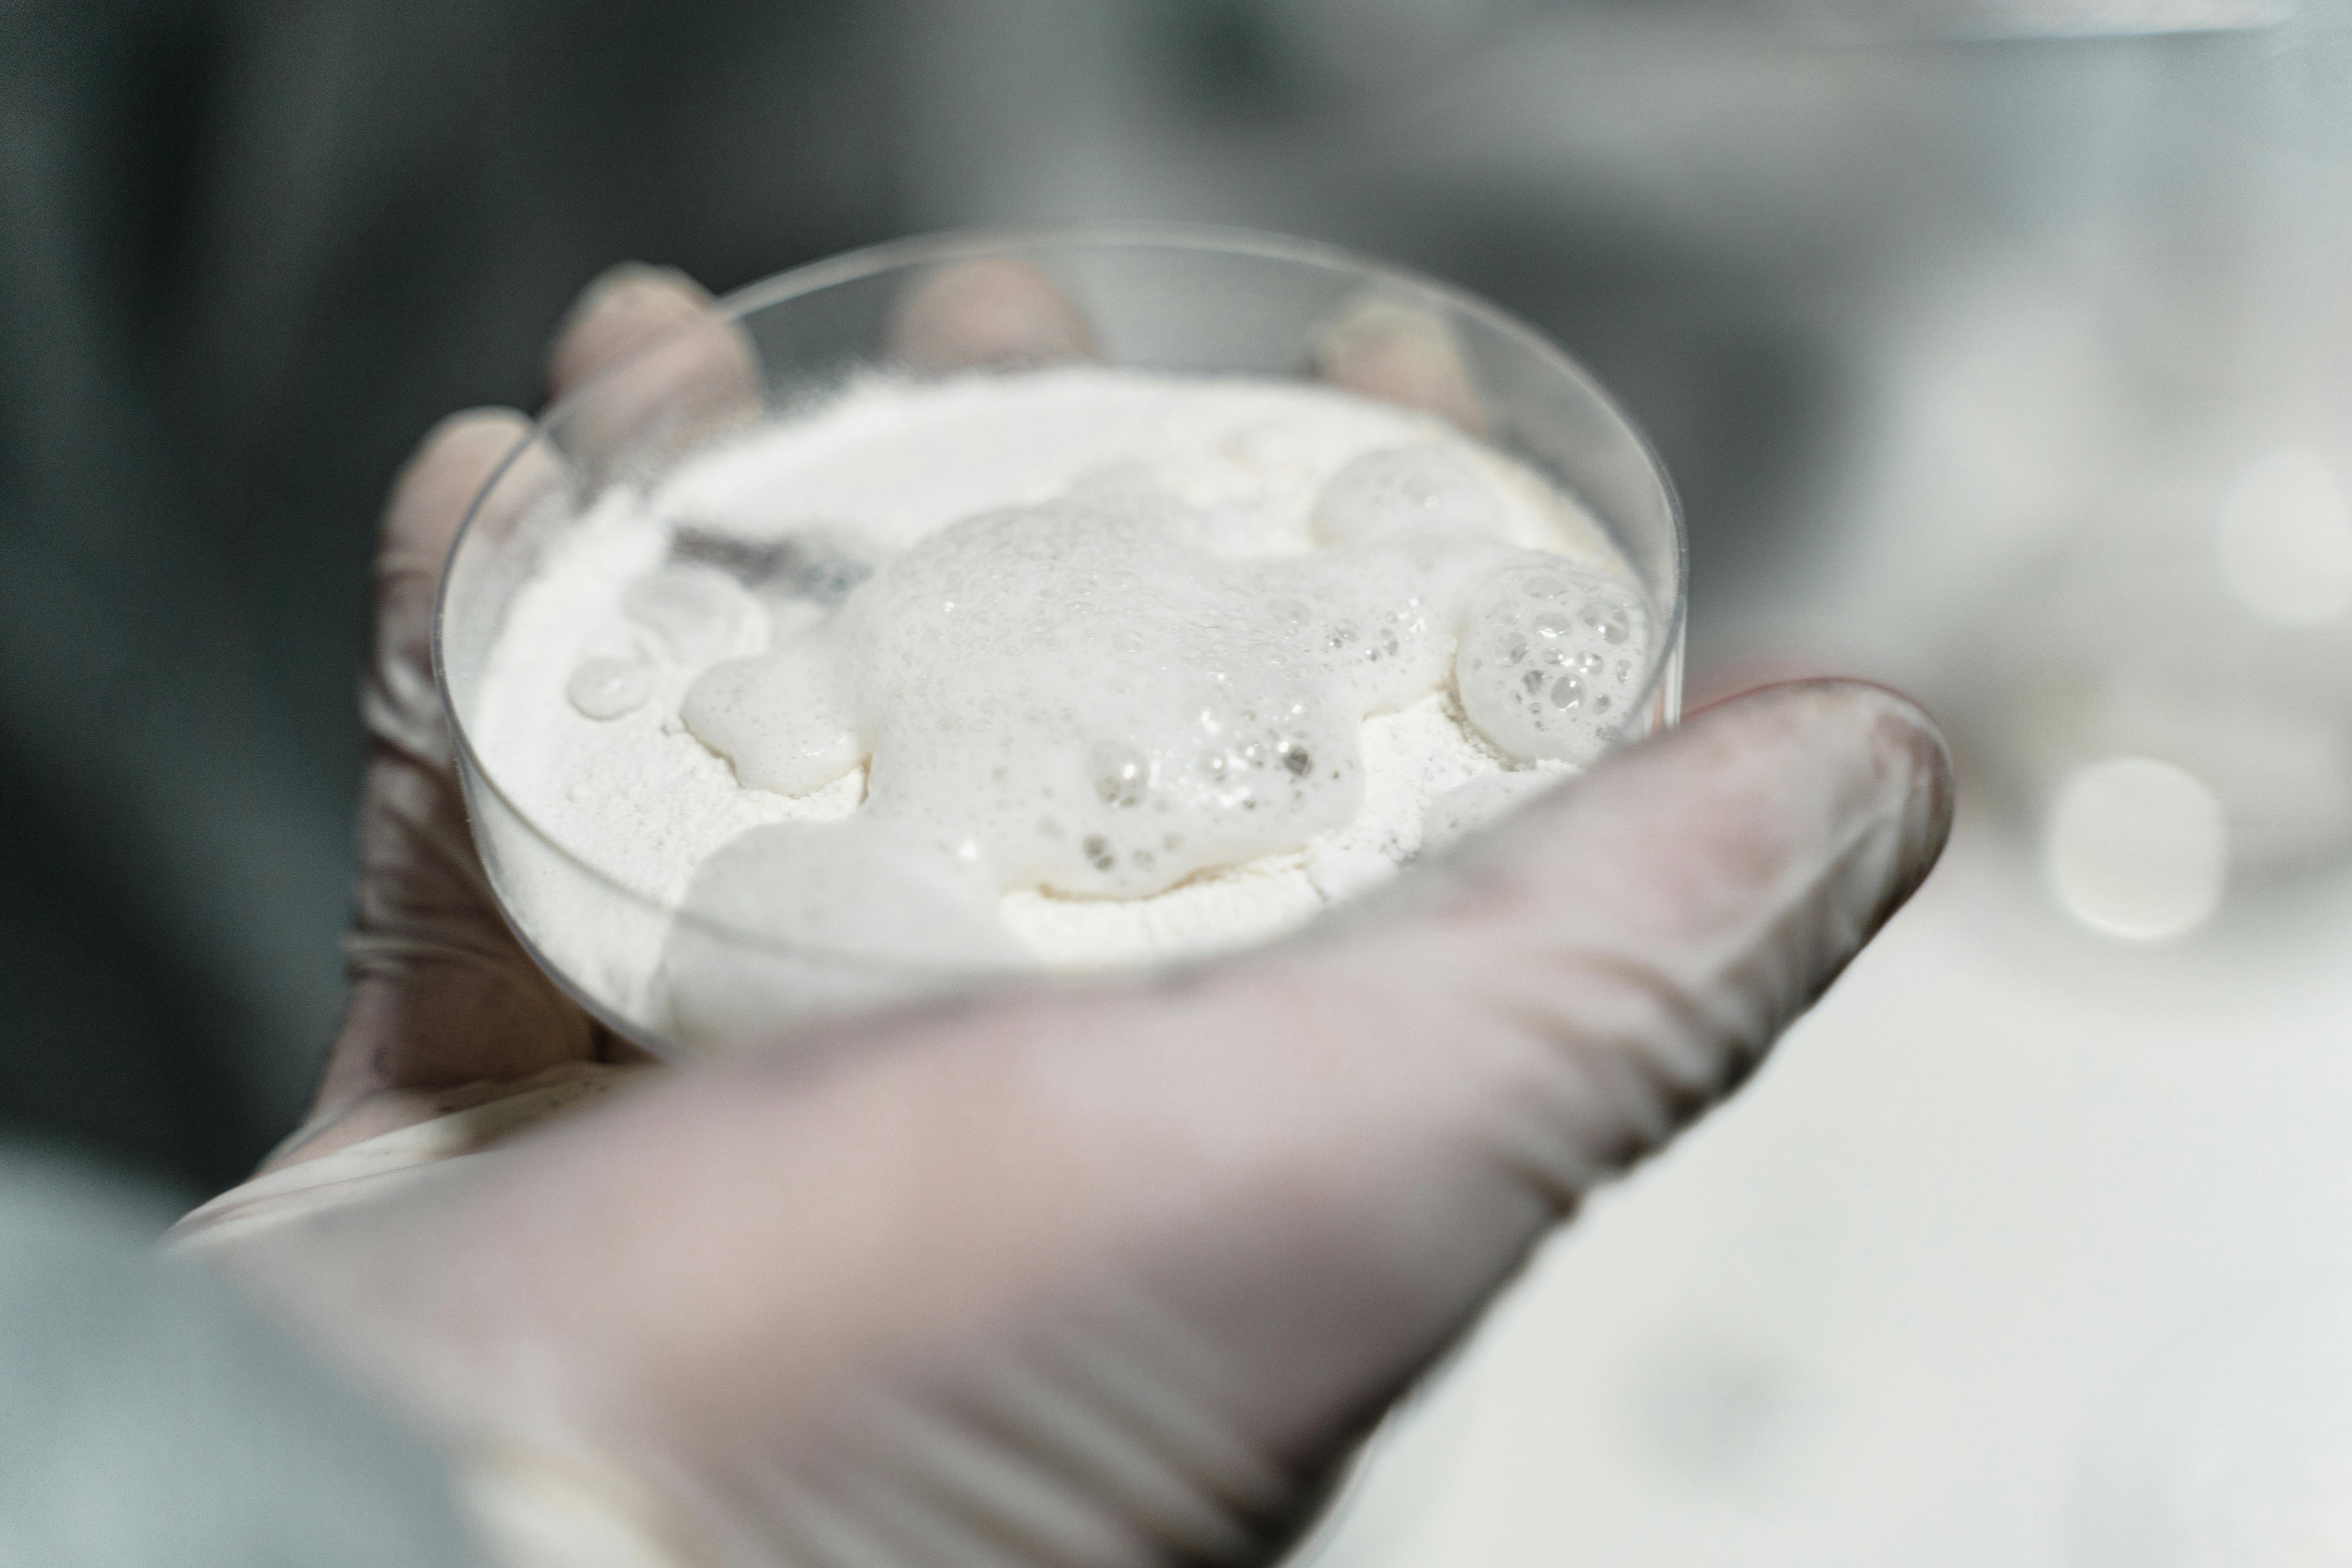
[{"left": 0, "top": 0, "right": 902, "bottom": 1189}]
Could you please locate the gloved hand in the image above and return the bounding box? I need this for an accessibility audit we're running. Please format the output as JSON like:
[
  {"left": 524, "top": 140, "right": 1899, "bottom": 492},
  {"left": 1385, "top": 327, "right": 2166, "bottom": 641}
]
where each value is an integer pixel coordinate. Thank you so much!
[{"left": 182, "top": 264, "right": 1953, "bottom": 1568}]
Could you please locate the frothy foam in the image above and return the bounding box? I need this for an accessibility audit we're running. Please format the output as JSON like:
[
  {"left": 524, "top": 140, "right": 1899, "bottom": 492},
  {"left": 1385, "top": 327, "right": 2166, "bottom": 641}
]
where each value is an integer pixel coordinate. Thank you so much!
[
  {"left": 682, "top": 479, "right": 1546, "bottom": 903},
  {"left": 474, "top": 368, "right": 1659, "bottom": 1040},
  {"left": 1455, "top": 559, "right": 1650, "bottom": 763}
]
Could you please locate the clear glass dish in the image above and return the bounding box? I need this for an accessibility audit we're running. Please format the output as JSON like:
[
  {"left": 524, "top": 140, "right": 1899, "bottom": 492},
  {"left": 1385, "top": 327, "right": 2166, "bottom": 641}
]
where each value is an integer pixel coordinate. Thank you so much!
[{"left": 436, "top": 223, "right": 1686, "bottom": 1057}]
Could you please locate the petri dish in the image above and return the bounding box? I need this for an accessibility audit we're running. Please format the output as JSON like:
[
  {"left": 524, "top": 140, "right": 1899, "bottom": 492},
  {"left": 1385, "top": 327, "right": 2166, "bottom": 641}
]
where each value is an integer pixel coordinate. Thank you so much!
[{"left": 436, "top": 223, "right": 1686, "bottom": 1057}]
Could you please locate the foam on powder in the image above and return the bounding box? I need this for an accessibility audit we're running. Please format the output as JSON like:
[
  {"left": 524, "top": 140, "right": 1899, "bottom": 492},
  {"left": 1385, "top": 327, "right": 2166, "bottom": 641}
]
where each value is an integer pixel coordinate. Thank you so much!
[{"left": 473, "top": 367, "right": 1653, "bottom": 1044}]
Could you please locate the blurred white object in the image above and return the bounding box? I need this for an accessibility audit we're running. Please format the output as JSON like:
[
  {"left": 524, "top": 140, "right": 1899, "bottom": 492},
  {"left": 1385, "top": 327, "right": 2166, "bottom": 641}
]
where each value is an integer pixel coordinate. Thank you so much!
[
  {"left": 1915, "top": 0, "right": 2294, "bottom": 37},
  {"left": 2045, "top": 757, "right": 2228, "bottom": 940}
]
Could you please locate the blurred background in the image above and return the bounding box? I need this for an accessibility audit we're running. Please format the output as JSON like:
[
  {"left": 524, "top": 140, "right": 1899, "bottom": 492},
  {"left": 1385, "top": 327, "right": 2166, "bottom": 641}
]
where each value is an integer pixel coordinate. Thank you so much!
[{"left": 8, "top": 0, "right": 2352, "bottom": 1562}]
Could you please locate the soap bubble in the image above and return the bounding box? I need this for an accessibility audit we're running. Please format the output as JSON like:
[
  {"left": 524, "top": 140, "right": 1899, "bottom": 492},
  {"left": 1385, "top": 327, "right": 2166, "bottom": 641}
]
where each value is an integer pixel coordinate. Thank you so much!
[
  {"left": 1457, "top": 559, "right": 1651, "bottom": 764},
  {"left": 1312, "top": 446, "right": 1501, "bottom": 546},
  {"left": 1090, "top": 741, "right": 1152, "bottom": 808}
]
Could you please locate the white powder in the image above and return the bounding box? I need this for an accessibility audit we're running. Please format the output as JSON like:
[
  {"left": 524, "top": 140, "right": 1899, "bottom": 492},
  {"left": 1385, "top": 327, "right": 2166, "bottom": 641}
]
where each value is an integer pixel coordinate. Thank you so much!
[{"left": 470, "top": 367, "right": 1639, "bottom": 1043}]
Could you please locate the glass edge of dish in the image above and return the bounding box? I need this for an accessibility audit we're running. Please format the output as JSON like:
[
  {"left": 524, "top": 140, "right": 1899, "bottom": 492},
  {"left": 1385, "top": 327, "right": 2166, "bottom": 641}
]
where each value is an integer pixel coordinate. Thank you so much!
[{"left": 430, "top": 221, "right": 1690, "bottom": 975}]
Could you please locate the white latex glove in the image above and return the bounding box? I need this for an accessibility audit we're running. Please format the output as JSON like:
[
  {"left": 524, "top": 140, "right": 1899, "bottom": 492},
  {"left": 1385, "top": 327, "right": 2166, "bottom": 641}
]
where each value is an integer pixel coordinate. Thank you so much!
[{"left": 181, "top": 265, "right": 1953, "bottom": 1568}]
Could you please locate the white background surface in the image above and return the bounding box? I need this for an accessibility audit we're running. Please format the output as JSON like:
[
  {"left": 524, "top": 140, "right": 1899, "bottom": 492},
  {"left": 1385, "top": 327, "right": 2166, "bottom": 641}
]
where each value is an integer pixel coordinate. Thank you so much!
[{"left": 1310, "top": 829, "right": 2352, "bottom": 1567}]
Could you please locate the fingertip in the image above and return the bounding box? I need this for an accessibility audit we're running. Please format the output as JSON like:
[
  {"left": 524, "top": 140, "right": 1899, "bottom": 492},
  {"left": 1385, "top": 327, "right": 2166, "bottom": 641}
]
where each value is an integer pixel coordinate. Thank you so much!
[
  {"left": 1720, "top": 679, "right": 1951, "bottom": 819},
  {"left": 548, "top": 262, "right": 719, "bottom": 401},
  {"left": 414, "top": 405, "right": 533, "bottom": 460},
  {"left": 1416, "top": 677, "right": 1956, "bottom": 969},
  {"left": 544, "top": 264, "right": 761, "bottom": 474},
  {"left": 569, "top": 260, "right": 706, "bottom": 312},
  {"left": 1662, "top": 678, "right": 1955, "bottom": 923},
  {"left": 1310, "top": 294, "right": 1488, "bottom": 435},
  {"left": 385, "top": 408, "right": 532, "bottom": 569},
  {"left": 1831, "top": 681, "right": 1958, "bottom": 912},
  {"left": 888, "top": 258, "right": 1096, "bottom": 372}
]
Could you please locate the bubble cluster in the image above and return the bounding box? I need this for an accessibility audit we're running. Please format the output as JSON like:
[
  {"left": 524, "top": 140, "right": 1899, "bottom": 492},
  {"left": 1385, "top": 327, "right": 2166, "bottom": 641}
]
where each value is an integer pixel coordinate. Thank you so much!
[
  {"left": 664, "top": 452, "right": 1651, "bottom": 933},
  {"left": 1455, "top": 559, "right": 1651, "bottom": 765},
  {"left": 681, "top": 484, "right": 1528, "bottom": 901},
  {"left": 833, "top": 492, "right": 1449, "bottom": 900}
]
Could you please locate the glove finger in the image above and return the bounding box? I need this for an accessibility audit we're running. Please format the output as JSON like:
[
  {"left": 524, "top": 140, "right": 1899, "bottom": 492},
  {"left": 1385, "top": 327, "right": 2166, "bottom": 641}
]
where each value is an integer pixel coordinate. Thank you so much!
[
  {"left": 1322, "top": 678, "right": 1953, "bottom": 1205},
  {"left": 255, "top": 682, "right": 1945, "bottom": 1562},
  {"left": 363, "top": 410, "right": 532, "bottom": 766},
  {"left": 873, "top": 680, "right": 1953, "bottom": 1532},
  {"left": 286, "top": 413, "right": 603, "bottom": 1168},
  {"left": 1309, "top": 291, "right": 1489, "bottom": 435},
  {"left": 886, "top": 258, "right": 1097, "bottom": 372},
  {"left": 544, "top": 263, "right": 762, "bottom": 483},
  {"left": 321, "top": 266, "right": 759, "bottom": 1141}
]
